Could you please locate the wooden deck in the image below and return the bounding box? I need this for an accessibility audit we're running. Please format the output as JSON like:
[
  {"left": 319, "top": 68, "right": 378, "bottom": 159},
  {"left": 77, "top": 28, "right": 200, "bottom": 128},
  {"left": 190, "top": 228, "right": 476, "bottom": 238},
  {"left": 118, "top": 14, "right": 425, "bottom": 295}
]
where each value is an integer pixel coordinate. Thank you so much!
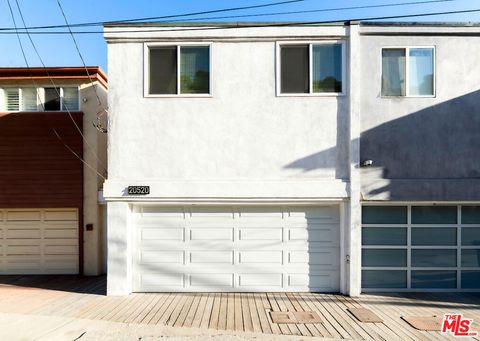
[{"left": 0, "top": 275, "right": 479, "bottom": 340}]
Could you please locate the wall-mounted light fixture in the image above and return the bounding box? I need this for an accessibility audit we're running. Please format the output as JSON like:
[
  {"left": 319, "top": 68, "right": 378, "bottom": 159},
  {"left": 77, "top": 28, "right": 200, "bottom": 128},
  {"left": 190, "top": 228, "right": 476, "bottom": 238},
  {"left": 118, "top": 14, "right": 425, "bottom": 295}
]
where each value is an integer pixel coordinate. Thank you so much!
[{"left": 360, "top": 159, "right": 373, "bottom": 167}]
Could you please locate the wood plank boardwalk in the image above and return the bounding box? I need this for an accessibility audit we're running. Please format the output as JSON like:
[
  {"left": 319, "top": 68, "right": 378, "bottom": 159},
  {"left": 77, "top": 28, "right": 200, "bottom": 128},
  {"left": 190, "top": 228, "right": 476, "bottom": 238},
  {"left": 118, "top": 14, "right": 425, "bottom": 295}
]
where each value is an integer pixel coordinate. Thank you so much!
[{"left": 0, "top": 275, "right": 478, "bottom": 340}]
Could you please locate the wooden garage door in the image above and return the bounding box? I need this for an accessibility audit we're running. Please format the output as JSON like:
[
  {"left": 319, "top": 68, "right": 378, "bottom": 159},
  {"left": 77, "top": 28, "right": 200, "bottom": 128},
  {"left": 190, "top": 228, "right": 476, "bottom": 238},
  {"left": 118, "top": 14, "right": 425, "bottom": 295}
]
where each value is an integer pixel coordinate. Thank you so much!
[
  {"left": 133, "top": 206, "right": 340, "bottom": 292},
  {"left": 0, "top": 209, "right": 79, "bottom": 274}
]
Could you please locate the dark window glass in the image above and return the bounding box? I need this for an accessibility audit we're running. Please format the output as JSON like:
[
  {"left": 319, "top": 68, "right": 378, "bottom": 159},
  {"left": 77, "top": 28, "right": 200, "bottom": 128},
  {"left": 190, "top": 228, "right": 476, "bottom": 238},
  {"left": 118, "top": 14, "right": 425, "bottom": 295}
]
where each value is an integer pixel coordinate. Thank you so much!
[
  {"left": 411, "top": 206, "right": 457, "bottom": 224},
  {"left": 149, "top": 47, "right": 177, "bottom": 94},
  {"left": 411, "top": 270, "right": 456, "bottom": 289},
  {"left": 312, "top": 44, "right": 342, "bottom": 93},
  {"left": 462, "top": 206, "right": 480, "bottom": 224},
  {"left": 411, "top": 249, "right": 456, "bottom": 267},
  {"left": 44, "top": 88, "right": 60, "bottom": 110},
  {"left": 462, "top": 227, "right": 480, "bottom": 246},
  {"left": 180, "top": 46, "right": 210, "bottom": 94},
  {"left": 362, "top": 206, "right": 407, "bottom": 224},
  {"left": 362, "top": 249, "right": 407, "bottom": 267},
  {"left": 462, "top": 249, "right": 480, "bottom": 267},
  {"left": 362, "top": 270, "right": 407, "bottom": 289},
  {"left": 411, "top": 228, "right": 457, "bottom": 246},
  {"left": 461, "top": 271, "right": 480, "bottom": 288},
  {"left": 362, "top": 227, "right": 407, "bottom": 245},
  {"left": 280, "top": 45, "right": 309, "bottom": 93}
]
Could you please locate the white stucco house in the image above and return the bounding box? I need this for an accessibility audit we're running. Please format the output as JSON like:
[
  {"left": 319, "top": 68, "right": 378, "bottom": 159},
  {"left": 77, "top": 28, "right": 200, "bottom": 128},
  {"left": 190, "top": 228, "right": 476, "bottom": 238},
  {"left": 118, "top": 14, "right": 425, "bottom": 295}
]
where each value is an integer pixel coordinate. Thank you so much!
[{"left": 103, "top": 22, "right": 480, "bottom": 295}]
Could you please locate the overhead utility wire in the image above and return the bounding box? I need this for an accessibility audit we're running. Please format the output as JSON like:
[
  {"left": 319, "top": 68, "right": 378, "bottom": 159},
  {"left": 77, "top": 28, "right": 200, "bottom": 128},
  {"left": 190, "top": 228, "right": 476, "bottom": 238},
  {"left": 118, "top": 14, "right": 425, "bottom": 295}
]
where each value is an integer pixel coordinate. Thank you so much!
[
  {"left": 0, "top": 0, "right": 304, "bottom": 31},
  {"left": 148, "top": 0, "right": 457, "bottom": 23},
  {"left": 55, "top": 0, "right": 107, "bottom": 134},
  {"left": 1, "top": 7, "right": 480, "bottom": 35},
  {"left": 55, "top": 0, "right": 103, "bottom": 107},
  {"left": 53, "top": 129, "right": 106, "bottom": 180},
  {"left": 13, "top": 0, "right": 108, "bottom": 175},
  {"left": 5, "top": 0, "right": 44, "bottom": 111}
]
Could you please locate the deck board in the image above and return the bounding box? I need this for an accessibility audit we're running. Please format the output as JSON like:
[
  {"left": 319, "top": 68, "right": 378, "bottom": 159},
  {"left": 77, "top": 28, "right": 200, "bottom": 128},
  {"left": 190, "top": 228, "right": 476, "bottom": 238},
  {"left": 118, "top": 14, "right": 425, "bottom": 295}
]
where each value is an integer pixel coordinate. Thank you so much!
[{"left": 0, "top": 275, "right": 478, "bottom": 340}]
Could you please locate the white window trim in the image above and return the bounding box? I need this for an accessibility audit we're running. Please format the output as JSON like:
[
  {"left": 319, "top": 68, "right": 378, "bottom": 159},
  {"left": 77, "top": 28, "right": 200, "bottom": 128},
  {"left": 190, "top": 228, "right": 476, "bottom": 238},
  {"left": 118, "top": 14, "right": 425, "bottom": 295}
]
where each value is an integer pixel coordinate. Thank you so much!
[
  {"left": 40, "top": 86, "right": 81, "bottom": 112},
  {"left": 144, "top": 42, "right": 213, "bottom": 98},
  {"left": 1, "top": 86, "right": 80, "bottom": 112},
  {"left": 361, "top": 203, "right": 480, "bottom": 292},
  {"left": 275, "top": 40, "right": 346, "bottom": 97},
  {"left": 381, "top": 46, "right": 436, "bottom": 98},
  {"left": 60, "top": 86, "right": 81, "bottom": 111}
]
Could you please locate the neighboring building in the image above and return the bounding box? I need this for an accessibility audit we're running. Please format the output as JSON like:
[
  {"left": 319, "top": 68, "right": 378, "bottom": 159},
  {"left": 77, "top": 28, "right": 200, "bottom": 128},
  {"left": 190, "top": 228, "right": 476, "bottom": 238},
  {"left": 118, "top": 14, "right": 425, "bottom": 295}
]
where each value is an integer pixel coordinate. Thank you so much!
[
  {"left": 0, "top": 67, "right": 108, "bottom": 275},
  {"left": 103, "top": 22, "right": 480, "bottom": 295}
]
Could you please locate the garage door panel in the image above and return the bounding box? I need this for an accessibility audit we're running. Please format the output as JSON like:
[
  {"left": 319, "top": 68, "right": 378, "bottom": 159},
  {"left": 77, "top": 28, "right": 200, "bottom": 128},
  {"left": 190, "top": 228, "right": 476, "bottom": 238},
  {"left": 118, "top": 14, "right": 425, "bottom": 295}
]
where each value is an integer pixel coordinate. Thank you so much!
[
  {"left": 44, "top": 245, "right": 78, "bottom": 255},
  {"left": 288, "top": 272, "right": 339, "bottom": 291},
  {"left": 134, "top": 205, "right": 340, "bottom": 292},
  {"left": 189, "top": 251, "right": 233, "bottom": 264},
  {"left": 6, "top": 229, "right": 41, "bottom": 239},
  {"left": 44, "top": 228, "right": 77, "bottom": 239},
  {"left": 140, "top": 273, "right": 184, "bottom": 288},
  {"left": 288, "top": 226, "right": 338, "bottom": 243},
  {"left": 288, "top": 250, "right": 338, "bottom": 266},
  {"left": 0, "top": 208, "right": 78, "bottom": 274},
  {"left": 141, "top": 228, "right": 184, "bottom": 241},
  {"left": 239, "top": 273, "right": 283, "bottom": 287},
  {"left": 189, "top": 273, "right": 234, "bottom": 288},
  {"left": 238, "top": 228, "right": 282, "bottom": 241},
  {"left": 140, "top": 251, "right": 185, "bottom": 264},
  {"left": 239, "top": 251, "right": 283, "bottom": 264},
  {"left": 190, "top": 228, "right": 233, "bottom": 241},
  {"left": 7, "top": 245, "right": 41, "bottom": 255},
  {"left": 44, "top": 210, "right": 78, "bottom": 221},
  {"left": 6, "top": 210, "right": 41, "bottom": 221}
]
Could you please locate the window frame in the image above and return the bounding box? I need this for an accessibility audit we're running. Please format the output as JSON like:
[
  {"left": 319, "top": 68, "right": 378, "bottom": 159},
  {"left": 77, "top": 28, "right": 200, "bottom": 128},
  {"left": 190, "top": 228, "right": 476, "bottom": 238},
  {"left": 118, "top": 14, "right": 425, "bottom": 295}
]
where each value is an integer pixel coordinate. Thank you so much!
[
  {"left": 1, "top": 86, "right": 80, "bottom": 112},
  {"left": 1, "top": 87, "right": 39, "bottom": 112},
  {"left": 276, "top": 40, "right": 346, "bottom": 97},
  {"left": 144, "top": 42, "right": 213, "bottom": 98},
  {"left": 41, "top": 86, "right": 81, "bottom": 112},
  {"left": 381, "top": 46, "right": 436, "bottom": 98}
]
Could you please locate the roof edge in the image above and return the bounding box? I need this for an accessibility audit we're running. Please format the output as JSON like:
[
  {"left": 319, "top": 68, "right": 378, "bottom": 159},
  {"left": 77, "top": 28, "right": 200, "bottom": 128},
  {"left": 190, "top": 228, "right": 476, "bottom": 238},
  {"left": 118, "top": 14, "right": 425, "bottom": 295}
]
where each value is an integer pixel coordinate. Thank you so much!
[{"left": 0, "top": 66, "right": 108, "bottom": 89}]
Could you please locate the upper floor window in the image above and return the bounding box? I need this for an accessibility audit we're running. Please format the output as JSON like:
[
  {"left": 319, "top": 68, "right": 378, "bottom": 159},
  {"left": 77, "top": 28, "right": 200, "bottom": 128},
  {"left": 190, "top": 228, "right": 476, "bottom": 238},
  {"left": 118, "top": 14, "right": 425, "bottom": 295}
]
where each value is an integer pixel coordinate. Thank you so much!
[
  {"left": 1, "top": 87, "right": 79, "bottom": 112},
  {"left": 382, "top": 47, "right": 435, "bottom": 97},
  {"left": 147, "top": 44, "right": 211, "bottom": 96},
  {"left": 278, "top": 42, "right": 344, "bottom": 95}
]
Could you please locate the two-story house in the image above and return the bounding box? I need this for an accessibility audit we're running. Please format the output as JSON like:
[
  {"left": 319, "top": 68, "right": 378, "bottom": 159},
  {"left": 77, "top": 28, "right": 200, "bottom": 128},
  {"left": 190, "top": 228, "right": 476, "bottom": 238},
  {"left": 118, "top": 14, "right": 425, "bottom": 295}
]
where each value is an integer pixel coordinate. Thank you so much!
[
  {"left": 103, "top": 22, "right": 480, "bottom": 295},
  {"left": 0, "top": 67, "right": 108, "bottom": 276}
]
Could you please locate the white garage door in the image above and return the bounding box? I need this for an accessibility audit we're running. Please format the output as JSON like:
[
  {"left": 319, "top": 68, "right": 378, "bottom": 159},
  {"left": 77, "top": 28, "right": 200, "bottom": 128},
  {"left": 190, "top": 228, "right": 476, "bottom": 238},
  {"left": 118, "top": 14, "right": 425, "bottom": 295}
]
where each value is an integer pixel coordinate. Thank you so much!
[
  {"left": 0, "top": 209, "right": 79, "bottom": 274},
  {"left": 133, "top": 206, "right": 340, "bottom": 292}
]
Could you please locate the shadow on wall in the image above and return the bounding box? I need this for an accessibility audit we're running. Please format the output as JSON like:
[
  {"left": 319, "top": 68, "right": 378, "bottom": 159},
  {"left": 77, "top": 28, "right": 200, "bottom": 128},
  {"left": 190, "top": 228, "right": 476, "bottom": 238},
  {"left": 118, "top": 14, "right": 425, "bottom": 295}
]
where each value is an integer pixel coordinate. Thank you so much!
[
  {"left": 283, "top": 96, "right": 349, "bottom": 180},
  {"left": 361, "top": 89, "right": 480, "bottom": 201}
]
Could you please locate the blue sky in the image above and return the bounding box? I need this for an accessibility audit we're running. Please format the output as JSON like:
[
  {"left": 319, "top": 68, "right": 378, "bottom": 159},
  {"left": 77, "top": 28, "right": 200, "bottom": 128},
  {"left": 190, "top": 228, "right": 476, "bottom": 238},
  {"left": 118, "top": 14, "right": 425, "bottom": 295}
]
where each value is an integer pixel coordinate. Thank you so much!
[{"left": 1, "top": 0, "right": 479, "bottom": 71}]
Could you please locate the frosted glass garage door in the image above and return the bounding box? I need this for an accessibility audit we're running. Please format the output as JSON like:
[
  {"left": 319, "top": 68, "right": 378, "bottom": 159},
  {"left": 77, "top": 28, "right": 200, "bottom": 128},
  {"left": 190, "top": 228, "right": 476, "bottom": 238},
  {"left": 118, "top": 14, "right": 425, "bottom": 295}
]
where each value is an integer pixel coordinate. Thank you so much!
[
  {"left": 362, "top": 205, "right": 480, "bottom": 291},
  {"left": 133, "top": 206, "right": 340, "bottom": 292}
]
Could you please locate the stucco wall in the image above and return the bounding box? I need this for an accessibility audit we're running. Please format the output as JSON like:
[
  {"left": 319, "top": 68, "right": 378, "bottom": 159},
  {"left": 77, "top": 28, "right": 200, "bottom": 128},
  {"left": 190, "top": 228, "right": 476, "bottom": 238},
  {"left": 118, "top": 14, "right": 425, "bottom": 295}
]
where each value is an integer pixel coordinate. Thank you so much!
[
  {"left": 105, "top": 34, "right": 350, "bottom": 200},
  {"left": 359, "top": 27, "right": 480, "bottom": 201}
]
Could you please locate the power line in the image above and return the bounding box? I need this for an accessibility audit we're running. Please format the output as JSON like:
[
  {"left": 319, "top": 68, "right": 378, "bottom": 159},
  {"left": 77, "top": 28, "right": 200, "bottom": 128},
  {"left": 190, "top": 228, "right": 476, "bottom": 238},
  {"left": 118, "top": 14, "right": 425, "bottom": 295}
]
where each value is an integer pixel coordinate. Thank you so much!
[
  {"left": 102, "top": 0, "right": 460, "bottom": 25},
  {"left": 13, "top": 0, "right": 108, "bottom": 175},
  {"left": 5, "top": 0, "right": 44, "bottom": 110},
  {"left": 52, "top": 129, "right": 106, "bottom": 180},
  {"left": 55, "top": 0, "right": 104, "bottom": 108},
  {"left": 0, "top": 0, "right": 304, "bottom": 31},
  {"left": 55, "top": 0, "right": 108, "bottom": 133},
  {"left": 1, "top": 7, "right": 480, "bottom": 35}
]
